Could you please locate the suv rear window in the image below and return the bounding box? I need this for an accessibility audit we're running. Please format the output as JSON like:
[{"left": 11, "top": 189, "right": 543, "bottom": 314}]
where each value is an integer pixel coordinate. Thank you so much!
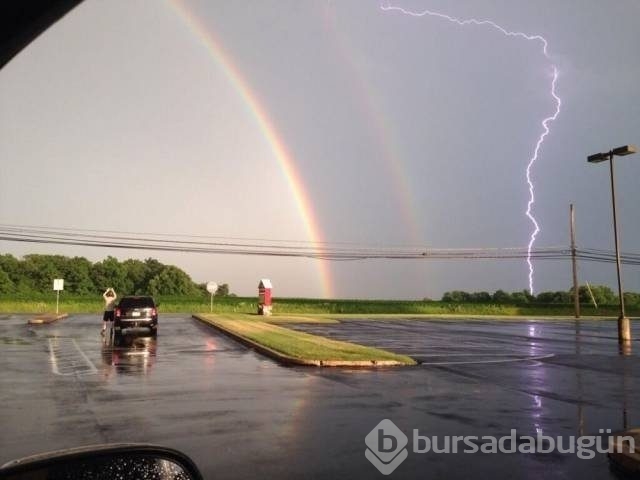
[{"left": 118, "top": 296, "right": 156, "bottom": 309}]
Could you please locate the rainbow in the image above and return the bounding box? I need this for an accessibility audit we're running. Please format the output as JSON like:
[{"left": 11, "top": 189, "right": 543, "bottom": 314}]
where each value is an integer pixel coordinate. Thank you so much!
[
  {"left": 169, "top": 0, "right": 333, "bottom": 298},
  {"left": 323, "top": 22, "right": 425, "bottom": 244}
]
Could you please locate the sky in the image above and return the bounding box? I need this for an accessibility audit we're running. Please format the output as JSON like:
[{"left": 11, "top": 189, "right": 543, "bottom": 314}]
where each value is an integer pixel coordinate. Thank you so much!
[{"left": 1, "top": 0, "right": 639, "bottom": 299}]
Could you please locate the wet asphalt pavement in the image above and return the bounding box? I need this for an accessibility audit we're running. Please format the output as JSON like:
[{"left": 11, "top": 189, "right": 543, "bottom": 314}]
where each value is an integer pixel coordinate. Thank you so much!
[{"left": 1, "top": 314, "right": 639, "bottom": 479}]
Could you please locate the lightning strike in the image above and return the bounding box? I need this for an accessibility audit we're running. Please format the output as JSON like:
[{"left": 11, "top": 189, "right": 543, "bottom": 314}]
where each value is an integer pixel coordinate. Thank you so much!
[{"left": 381, "top": 4, "right": 562, "bottom": 294}]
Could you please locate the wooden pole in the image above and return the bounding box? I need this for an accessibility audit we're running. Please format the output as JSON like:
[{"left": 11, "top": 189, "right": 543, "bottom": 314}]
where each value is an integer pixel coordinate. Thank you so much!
[{"left": 570, "top": 204, "right": 580, "bottom": 318}]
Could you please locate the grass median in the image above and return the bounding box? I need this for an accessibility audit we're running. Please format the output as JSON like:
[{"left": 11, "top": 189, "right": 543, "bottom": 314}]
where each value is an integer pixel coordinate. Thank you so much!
[{"left": 194, "top": 313, "right": 416, "bottom": 366}]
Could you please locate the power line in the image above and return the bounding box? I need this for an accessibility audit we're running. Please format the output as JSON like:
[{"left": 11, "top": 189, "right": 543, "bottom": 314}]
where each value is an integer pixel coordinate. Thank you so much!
[{"left": 0, "top": 224, "right": 638, "bottom": 265}]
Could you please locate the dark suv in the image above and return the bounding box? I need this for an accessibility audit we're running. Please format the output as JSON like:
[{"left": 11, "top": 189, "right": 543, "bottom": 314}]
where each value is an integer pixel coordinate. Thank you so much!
[{"left": 114, "top": 296, "right": 158, "bottom": 336}]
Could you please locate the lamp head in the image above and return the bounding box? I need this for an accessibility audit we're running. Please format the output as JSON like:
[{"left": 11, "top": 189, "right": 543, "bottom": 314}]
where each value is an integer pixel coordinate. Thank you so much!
[
  {"left": 588, "top": 145, "right": 637, "bottom": 163},
  {"left": 587, "top": 152, "right": 609, "bottom": 163},
  {"left": 612, "top": 145, "right": 637, "bottom": 157}
]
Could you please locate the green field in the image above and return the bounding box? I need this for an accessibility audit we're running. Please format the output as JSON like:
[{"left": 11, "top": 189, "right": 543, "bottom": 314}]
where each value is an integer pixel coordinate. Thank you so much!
[{"left": 1, "top": 293, "right": 637, "bottom": 318}]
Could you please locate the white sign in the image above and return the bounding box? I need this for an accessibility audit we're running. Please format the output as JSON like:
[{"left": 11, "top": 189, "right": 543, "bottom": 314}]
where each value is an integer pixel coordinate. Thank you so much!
[
  {"left": 53, "top": 279, "right": 64, "bottom": 291},
  {"left": 206, "top": 281, "right": 218, "bottom": 294}
]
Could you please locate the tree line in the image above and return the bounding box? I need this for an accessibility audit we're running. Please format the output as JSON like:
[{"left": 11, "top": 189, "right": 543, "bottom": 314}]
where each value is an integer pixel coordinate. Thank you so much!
[
  {"left": 441, "top": 286, "right": 640, "bottom": 307},
  {"left": 0, "top": 254, "right": 231, "bottom": 297}
]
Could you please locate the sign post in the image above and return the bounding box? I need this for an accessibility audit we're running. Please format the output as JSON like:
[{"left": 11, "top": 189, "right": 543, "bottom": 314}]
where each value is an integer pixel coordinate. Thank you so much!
[
  {"left": 53, "top": 279, "right": 64, "bottom": 314},
  {"left": 206, "top": 282, "right": 218, "bottom": 313}
]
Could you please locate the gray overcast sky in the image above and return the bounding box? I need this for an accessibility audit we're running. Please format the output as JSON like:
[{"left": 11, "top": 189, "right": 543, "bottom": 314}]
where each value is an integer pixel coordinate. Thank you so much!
[{"left": 1, "top": 0, "right": 639, "bottom": 299}]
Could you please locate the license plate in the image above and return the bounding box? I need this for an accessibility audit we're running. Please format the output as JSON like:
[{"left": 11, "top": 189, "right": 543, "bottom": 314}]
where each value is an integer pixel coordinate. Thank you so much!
[{"left": 131, "top": 311, "right": 141, "bottom": 317}]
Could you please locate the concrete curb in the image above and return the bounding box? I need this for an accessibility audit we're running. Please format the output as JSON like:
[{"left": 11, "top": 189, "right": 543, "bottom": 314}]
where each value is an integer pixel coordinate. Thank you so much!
[
  {"left": 609, "top": 428, "right": 640, "bottom": 476},
  {"left": 192, "top": 315, "right": 412, "bottom": 367},
  {"left": 28, "top": 313, "right": 69, "bottom": 325}
]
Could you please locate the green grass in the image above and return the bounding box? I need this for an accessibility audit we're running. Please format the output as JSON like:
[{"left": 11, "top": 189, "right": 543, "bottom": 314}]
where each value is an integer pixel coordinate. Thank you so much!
[
  {"left": 264, "top": 314, "right": 339, "bottom": 324},
  {"left": 196, "top": 314, "right": 416, "bottom": 365},
  {"left": 1, "top": 293, "right": 637, "bottom": 318},
  {"left": 0, "top": 294, "right": 256, "bottom": 314}
]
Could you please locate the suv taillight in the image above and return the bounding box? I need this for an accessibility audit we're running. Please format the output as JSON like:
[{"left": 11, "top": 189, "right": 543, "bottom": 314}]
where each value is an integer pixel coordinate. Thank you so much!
[
  {"left": 151, "top": 308, "right": 157, "bottom": 316},
  {"left": 115, "top": 308, "right": 121, "bottom": 318}
]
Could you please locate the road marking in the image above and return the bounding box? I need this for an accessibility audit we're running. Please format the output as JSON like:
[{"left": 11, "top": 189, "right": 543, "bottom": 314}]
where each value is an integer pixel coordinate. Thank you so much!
[
  {"left": 419, "top": 353, "right": 555, "bottom": 366},
  {"left": 48, "top": 338, "right": 97, "bottom": 376},
  {"left": 411, "top": 353, "right": 533, "bottom": 356}
]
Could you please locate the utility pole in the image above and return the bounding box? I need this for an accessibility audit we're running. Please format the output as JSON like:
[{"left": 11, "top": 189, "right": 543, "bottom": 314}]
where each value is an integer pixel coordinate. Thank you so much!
[{"left": 570, "top": 204, "right": 580, "bottom": 318}]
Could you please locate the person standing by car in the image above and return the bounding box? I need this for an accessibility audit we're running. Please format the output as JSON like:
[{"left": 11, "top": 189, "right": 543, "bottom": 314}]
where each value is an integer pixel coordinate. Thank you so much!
[{"left": 102, "top": 288, "right": 117, "bottom": 335}]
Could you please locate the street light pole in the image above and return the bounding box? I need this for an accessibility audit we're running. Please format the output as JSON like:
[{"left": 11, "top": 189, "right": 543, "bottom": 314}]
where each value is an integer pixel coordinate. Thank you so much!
[
  {"left": 608, "top": 152, "right": 627, "bottom": 324},
  {"left": 588, "top": 145, "right": 636, "bottom": 346}
]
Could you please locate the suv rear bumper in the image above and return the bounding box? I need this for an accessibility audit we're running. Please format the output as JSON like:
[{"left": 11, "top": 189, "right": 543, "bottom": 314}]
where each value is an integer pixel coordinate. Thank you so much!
[{"left": 114, "top": 318, "right": 157, "bottom": 332}]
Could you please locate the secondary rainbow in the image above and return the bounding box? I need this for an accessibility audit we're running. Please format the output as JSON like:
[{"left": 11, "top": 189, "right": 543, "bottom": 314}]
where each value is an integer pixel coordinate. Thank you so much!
[
  {"left": 322, "top": 17, "right": 426, "bottom": 244},
  {"left": 169, "top": 0, "right": 333, "bottom": 298}
]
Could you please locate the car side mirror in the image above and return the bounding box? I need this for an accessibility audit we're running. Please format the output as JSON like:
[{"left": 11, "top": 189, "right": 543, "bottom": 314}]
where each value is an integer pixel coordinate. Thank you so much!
[{"left": 0, "top": 444, "right": 203, "bottom": 480}]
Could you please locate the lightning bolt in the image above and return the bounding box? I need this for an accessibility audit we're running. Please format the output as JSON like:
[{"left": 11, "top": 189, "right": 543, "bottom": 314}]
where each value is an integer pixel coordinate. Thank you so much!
[{"left": 381, "top": 4, "right": 562, "bottom": 294}]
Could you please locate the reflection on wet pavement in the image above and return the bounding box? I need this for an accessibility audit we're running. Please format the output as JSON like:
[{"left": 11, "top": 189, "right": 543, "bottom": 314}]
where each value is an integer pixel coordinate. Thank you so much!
[{"left": 101, "top": 333, "right": 157, "bottom": 376}]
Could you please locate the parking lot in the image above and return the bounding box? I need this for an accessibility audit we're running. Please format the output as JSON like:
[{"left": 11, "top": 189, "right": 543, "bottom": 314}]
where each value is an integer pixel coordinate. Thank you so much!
[{"left": 1, "top": 314, "right": 638, "bottom": 479}]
